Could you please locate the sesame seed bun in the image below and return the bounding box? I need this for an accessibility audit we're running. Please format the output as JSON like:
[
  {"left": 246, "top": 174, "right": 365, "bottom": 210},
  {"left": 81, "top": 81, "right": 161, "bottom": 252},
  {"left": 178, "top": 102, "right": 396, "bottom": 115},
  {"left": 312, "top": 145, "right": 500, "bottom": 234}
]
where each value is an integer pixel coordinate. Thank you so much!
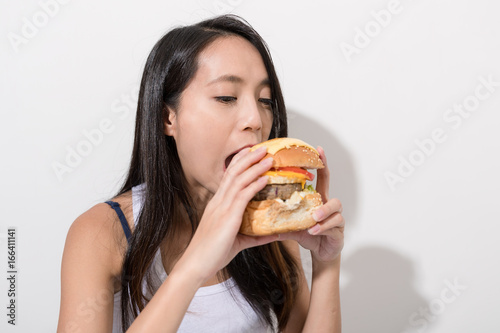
[{"left": 240, "top": 138, "right": 325, "bottom": 236}]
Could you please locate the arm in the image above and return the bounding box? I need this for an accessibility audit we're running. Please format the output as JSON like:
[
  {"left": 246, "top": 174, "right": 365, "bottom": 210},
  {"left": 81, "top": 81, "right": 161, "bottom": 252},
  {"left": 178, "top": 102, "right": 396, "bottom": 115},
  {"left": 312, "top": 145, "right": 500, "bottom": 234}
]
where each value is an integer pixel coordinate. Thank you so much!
[
  {"left": 282, "top": 243, "right": 341, "bottom": 333},
  {"left": 57, "top": 205, "right": 219, "bottom": 333},
  {"left": 302, "top": 256, "right": 341, "bottom": 332},
  {"left": 58, "top": 147, "right": 279, "bottom": 332},
  {"left": 128, "top": 147, "right": 279, "bottom": 332},
  {"left": 57, "top": 205, "right": 209, "bottom": 333},
  {"left": 302, "top": 146, "right": 343, "bottom": 332},
  {"left": 57, "top": 205, "right": 121, "bottom": 333},
  {"left": 125, "top": 264, "right": 204, "bottom": 332},
  {"left": 280, "top": 146, "right": 344, "bottom": 332}
]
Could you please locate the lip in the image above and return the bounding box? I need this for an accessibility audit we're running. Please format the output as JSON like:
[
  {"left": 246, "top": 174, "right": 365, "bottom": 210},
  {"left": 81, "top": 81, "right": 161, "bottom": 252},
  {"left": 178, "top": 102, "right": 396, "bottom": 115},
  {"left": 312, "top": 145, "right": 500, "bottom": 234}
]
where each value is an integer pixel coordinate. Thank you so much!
[{"left": 223, "top": 143, "right": 257, "bottom": 171}]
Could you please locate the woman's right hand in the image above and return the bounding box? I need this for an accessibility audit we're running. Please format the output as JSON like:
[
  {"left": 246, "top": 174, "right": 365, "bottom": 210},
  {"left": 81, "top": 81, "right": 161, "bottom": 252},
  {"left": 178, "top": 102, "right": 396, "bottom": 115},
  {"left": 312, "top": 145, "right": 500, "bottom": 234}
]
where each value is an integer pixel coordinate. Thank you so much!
[
  {"left": 126, "top": 147, "right": 278, "bottom": 332},
  {"left": 172, "top": 146, "right": 278, "bottom": 285}
]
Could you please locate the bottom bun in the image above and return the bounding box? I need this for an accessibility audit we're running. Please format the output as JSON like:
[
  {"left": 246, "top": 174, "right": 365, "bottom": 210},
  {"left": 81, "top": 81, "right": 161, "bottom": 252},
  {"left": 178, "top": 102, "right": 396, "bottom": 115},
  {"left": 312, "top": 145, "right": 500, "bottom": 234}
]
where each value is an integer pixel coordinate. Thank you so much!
[{"left": 240, "top": 192, "right": 323, "bottom": 236}]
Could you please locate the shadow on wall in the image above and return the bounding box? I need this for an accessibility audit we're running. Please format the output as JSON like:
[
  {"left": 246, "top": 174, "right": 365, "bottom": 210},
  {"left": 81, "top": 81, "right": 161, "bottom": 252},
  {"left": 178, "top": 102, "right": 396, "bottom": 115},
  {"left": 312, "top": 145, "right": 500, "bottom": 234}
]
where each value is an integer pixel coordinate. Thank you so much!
[
  {"left": 288, "top": 111, "right": 430, "bottom": 331},
  {"left": 341, "top": 246, "right": 430, "bottom": 333},
  {"left": 287, "top": 110, "right": 358, "bottom": 226}
]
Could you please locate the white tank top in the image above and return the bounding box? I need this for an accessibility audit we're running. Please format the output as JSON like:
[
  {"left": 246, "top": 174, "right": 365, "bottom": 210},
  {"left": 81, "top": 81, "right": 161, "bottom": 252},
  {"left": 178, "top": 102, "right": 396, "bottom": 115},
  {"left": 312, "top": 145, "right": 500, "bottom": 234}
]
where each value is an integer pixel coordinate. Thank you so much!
[{"left": 112, "top": 184, "right": 274, "bottom": 332}]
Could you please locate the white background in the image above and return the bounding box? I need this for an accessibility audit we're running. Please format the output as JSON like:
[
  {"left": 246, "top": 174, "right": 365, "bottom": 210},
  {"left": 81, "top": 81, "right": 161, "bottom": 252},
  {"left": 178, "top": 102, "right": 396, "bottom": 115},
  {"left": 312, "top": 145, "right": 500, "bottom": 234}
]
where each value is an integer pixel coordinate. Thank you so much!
[{"left": 2, "top": 0, "right": 499, "bottom": 332}]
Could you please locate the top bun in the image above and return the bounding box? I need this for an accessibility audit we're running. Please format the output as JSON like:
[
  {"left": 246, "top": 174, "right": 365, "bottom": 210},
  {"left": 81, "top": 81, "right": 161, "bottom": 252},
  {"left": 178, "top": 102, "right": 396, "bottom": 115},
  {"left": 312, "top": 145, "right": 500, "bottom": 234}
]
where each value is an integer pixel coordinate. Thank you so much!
[{"left": 251, "top": 138, "right": 324, "bottom": 169}]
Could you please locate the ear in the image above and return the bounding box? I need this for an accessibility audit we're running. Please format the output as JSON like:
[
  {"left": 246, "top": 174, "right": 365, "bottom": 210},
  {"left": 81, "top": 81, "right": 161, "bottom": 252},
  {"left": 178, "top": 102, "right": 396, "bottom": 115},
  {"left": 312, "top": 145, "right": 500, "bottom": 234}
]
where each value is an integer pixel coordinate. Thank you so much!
[{"left": 163, "top": 106, "right": 177, "bottom": 137}]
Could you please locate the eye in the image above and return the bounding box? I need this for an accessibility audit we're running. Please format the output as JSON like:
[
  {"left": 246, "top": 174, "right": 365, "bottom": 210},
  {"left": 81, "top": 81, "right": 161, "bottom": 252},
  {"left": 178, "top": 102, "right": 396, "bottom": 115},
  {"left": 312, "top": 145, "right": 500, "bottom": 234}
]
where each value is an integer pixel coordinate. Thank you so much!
[
  {"left": 215, "top": 96, "right": 237, "bottom": 104},
  {"left": 259, "top": 98, "right": 274, "bottom": 108}
]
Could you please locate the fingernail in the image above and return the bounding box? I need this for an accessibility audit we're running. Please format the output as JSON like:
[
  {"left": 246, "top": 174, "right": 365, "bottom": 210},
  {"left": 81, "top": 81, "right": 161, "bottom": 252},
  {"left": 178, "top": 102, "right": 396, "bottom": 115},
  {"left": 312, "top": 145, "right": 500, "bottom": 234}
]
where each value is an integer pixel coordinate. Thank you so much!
[
  {"left": 256, "top": 146, "right": 267, "bottom": 153},
  {"left": 313, "top": 209, "right": 323, "bottom": 222},
  {"left": 259, "top": 175, "right": 269, "bottom": 183},
  {"left": 259, "top": 157, "right": 273, "bottom": 166},
  {"left": 308, "top": 224, "right": 320, "bottom": 235}
]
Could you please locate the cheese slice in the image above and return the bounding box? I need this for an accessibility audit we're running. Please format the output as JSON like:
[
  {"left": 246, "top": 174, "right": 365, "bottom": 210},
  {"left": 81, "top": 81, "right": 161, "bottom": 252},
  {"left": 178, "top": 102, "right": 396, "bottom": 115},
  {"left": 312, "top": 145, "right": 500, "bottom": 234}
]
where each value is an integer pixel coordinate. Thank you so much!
[
  {"left": 251, "top": 138, "right": 318, "bottom": 155},
  {"left": 262, "top": 170, "right": 307, "bottom": 188}
]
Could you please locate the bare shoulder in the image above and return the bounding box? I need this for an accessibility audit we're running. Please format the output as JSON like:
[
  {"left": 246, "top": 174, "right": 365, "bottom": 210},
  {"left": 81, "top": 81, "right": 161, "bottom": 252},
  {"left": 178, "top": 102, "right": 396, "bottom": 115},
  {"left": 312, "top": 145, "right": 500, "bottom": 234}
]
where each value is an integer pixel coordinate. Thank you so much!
[
  {"left": 57, "top": 194, "right": 133, "bottom": 332},
  {"left": 66, "top": 205, "right": 123, "bottom": 275},
  {"left": 65, "top": 192, "right": 134, "bottom": 279}
]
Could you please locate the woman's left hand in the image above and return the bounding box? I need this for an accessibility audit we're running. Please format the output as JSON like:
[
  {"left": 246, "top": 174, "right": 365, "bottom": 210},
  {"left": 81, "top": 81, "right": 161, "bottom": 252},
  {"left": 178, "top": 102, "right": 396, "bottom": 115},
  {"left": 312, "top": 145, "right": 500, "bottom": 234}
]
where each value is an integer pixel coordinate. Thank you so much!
[{"left": 278, "top": 146, "right": 344, "bottom": 263}]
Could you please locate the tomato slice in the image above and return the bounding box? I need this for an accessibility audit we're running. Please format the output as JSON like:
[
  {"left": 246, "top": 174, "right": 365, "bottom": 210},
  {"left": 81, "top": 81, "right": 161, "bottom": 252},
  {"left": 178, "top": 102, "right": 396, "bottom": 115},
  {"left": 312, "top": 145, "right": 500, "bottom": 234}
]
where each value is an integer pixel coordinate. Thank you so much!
[{"left": 275, "top": 167, "right": 315, "bottom": 181}]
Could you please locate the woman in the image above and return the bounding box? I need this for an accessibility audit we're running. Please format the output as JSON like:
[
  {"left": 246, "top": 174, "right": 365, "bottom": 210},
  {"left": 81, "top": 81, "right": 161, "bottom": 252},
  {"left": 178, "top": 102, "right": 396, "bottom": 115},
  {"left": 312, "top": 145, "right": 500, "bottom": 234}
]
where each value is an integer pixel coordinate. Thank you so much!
[{"left": 57, "top": 14, "right": 344, "bottom": 332}]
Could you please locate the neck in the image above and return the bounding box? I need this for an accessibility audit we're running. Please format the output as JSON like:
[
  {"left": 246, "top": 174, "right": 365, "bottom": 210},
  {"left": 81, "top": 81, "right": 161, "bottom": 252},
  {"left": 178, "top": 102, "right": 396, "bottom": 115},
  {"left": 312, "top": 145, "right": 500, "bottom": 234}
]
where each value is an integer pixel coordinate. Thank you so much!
[{"left": 187, "top": 183, "right": 214, "bottom": 218}]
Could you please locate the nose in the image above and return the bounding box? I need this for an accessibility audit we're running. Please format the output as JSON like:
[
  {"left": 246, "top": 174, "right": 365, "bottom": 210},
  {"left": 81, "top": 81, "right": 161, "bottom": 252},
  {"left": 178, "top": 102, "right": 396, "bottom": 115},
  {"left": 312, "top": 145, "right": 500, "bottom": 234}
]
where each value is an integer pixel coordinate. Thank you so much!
[{"left": 239, "top": 98, "right": 263, "bottom": 132}]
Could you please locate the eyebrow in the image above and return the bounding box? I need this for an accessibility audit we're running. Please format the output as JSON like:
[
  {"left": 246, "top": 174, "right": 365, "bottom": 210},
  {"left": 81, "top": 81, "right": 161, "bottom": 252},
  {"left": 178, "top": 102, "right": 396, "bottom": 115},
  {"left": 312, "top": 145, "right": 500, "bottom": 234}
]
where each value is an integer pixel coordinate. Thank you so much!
[{"left": 206, "top": 74, "right": 270, "bottom": 87}]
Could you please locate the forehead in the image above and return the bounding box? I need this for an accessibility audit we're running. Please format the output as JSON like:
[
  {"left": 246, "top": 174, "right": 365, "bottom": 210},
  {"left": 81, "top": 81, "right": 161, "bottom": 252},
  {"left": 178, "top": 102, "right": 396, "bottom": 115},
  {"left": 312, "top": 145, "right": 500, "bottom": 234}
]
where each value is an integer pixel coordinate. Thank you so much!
[{"left": 194, "top": 36, "right": 269, "bottom": 86}]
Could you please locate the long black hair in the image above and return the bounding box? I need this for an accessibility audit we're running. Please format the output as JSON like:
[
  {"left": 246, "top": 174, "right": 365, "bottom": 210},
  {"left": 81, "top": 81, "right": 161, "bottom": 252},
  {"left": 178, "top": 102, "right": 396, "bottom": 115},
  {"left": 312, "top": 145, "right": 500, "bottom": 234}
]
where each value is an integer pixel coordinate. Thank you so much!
[{"left": 114, "top": 14, "right": 299, "bottom": 332}]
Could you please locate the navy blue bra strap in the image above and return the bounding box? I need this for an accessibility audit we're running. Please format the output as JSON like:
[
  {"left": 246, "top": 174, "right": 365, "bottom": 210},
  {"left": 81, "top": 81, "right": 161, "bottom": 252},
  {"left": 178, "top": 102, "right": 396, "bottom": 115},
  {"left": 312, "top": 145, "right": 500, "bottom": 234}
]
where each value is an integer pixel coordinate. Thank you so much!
[{"left": 105, "top": 201, "right": 132, "bottom": 244}]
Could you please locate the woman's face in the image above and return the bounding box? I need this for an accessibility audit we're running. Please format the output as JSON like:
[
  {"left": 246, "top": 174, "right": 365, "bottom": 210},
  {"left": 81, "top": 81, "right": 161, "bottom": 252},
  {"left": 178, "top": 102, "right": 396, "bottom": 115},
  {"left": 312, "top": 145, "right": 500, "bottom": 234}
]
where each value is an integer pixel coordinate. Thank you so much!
[{"left": 165, "top": 36, "right": 274, "bottom": 198}]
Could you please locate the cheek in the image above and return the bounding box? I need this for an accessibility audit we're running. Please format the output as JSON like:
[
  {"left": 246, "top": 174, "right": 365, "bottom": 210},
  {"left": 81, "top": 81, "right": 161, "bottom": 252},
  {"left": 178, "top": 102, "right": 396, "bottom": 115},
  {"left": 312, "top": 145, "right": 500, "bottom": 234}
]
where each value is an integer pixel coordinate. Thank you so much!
[
  {"left": 262, "top": 111, "right": 274, "bottom": 138},
  {"left": 181, "top": 117, "right": 230, "bottom": 149},
  {"left": 176, "top": 125, "right": 212, "bottom": 163},
  {"left": 175, "top": 116, "right": 228, "bottom": 170}
]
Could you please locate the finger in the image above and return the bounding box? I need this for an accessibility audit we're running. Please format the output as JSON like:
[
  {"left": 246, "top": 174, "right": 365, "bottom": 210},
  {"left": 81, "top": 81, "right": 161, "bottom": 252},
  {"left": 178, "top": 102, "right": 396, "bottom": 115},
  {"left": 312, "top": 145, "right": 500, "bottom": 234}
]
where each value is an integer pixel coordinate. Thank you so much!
[
  {"left": 274, "top": 230, "right": 302, "bottom": 242},
  {"left": 315, "top": 146, "right": 330, "bottom": 202},
  {"left": 215, "top": 158, "right": 272, "bottom": 213},
  {"left": 218, "top": 147, "right": 270, "bottom": 194},
  {"left": 210, "top": 174, "right": 269, "bottom": 224},
  {"left": 311, "top": 198, "right": 342, "bottom": 223},
  {"left": 277, "top": 230, "right": 320, "bottom": 252},
  {"left": 223, "top": 157, "right": 273, "bottom": 201},
  {"left": 226, "top": 146, "right": 267, "bottom": 176},
  {"left": 308, "top": 212, "right": 345, "bottom": 236},
  {"left": 230, "top": 174, "right": 269, "bottom": 212},
  {"left": 225, "top": 147, "right": 251, "bottom": 167},
  {"left": 236, "top": 233, "right": 279, "bottom": 252}
]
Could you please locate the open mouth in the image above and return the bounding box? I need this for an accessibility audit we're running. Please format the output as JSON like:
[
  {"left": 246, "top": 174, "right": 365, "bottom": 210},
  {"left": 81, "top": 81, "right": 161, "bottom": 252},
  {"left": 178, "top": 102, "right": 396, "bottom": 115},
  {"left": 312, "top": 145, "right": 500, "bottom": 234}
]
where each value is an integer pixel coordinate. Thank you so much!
[
  {"left": 224, "top": 153, "right": 237, "bottom": 171},
  {"left": 223, "top": 144, "right": 255, "bottom": 171}
]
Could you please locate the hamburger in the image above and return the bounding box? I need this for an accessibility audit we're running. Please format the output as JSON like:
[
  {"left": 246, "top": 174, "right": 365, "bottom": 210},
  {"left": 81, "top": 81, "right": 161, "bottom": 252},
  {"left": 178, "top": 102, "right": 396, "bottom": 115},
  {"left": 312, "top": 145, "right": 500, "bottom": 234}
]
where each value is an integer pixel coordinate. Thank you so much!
[{"left": 240, "top": 138, "right": 325, "bottom": 236}]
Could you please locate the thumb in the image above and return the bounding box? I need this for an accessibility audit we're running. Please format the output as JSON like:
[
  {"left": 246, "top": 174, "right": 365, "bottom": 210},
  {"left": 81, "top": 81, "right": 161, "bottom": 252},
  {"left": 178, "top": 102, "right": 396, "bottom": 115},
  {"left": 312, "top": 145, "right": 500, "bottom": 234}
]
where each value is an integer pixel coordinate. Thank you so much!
[
  {"left": 236, "top": 234, "right": 279, "bottom": 252},
  {"left": 316, "top": 146, "right": 330, "bottom": 202}
]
